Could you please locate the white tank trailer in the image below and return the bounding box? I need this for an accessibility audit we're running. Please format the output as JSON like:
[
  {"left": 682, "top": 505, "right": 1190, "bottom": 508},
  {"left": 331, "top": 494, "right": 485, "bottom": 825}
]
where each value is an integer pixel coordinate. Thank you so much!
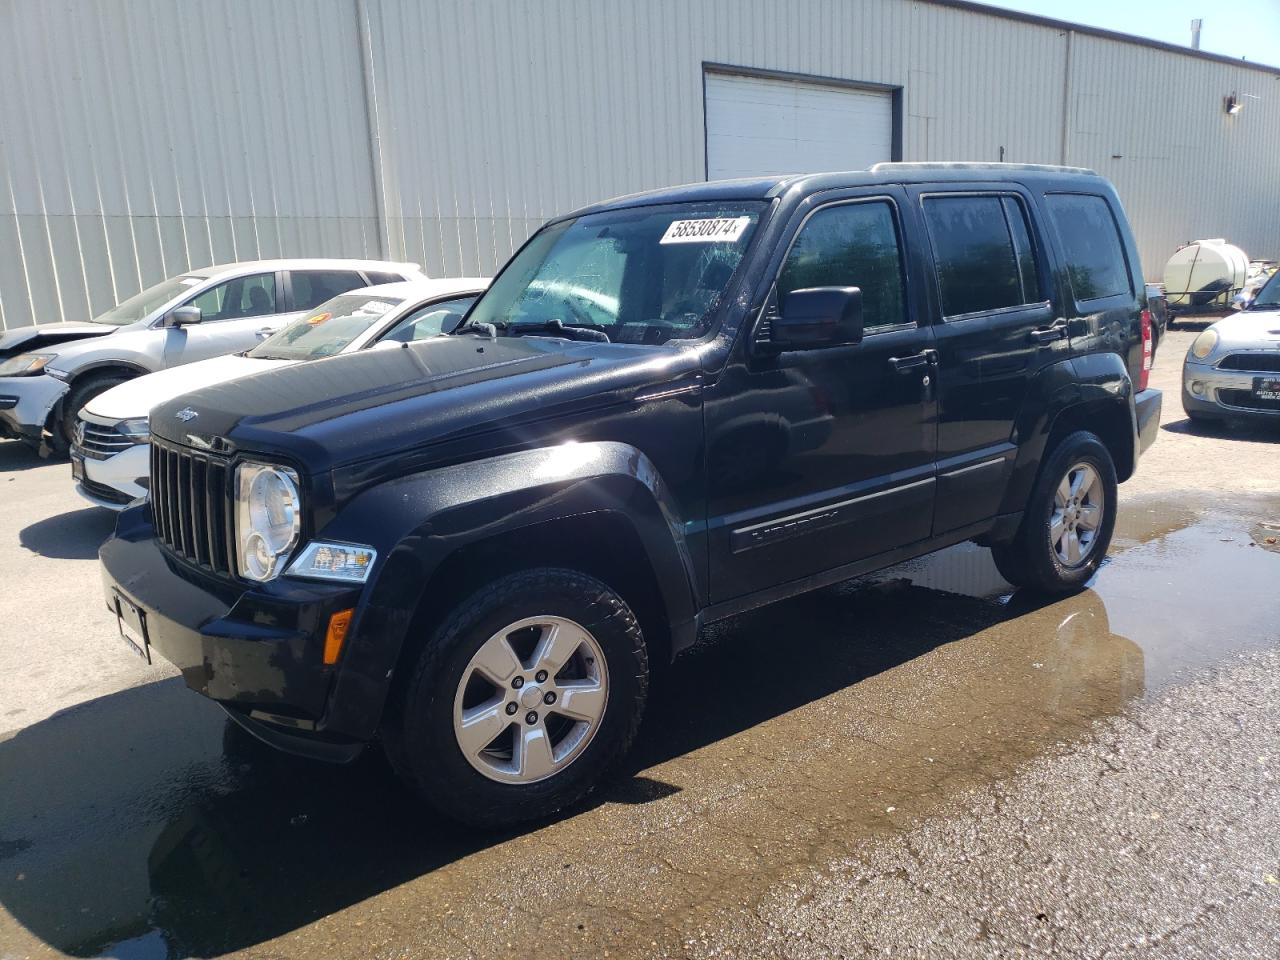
[{"left": 1163, "top": 239, "right": 1249, "bottom": 314}]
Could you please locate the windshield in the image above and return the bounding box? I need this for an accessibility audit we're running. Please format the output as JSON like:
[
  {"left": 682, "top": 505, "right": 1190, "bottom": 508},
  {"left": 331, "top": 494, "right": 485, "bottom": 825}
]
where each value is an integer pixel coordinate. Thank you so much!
[
  {"left": 464, "top": 201, "right": 766, "bottom": 344},
  {"left": 248, "top": 293, "right": 405, "bottom": 360},
  {"left": 1252, "top": 271, "right": 1280, "bottom": 309},
  {"left": 92, "top": 275, "right": 205, "bottom": 326}
]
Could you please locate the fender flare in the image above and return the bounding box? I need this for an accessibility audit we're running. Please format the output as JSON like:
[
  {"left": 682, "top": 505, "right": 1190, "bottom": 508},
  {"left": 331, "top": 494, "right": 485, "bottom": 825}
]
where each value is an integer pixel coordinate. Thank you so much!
[
  {"left": 998, "top": 352, "right": 1136, "bottom": 514},
  {"left": 316, "top": 441, "right": 700, "bottom": 740}
]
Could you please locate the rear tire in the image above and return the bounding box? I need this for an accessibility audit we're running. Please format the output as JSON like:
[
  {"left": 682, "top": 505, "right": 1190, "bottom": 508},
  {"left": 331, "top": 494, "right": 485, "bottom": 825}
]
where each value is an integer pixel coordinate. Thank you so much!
[
  {"left": 387, "top": 568, "right": 648, "bottom": 828},
  {"left": 990, "top": 431, "right": 1117, "bottom": 594}
]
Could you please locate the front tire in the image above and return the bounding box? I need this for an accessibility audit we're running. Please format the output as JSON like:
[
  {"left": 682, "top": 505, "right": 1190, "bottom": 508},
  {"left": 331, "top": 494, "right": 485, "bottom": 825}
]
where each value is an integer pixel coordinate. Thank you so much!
[
  {"left": 991, "top": 431, "right": 1118, "bottom": 593},
  {"left": 51, "top": 372, "right": 130, "bottom": 454},
  {"left": 388, "top": 568, "right": 648, "bottom": 828}
]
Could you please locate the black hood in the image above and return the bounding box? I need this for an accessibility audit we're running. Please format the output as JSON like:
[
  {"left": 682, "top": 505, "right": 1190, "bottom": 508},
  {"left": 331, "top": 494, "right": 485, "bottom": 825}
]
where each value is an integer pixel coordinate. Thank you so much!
[
  {"left": 151, "top": 335, "right": 701, "bottom": 473},
  {"left": 0, "top": 322, "right": 114, "bottom": 358}
]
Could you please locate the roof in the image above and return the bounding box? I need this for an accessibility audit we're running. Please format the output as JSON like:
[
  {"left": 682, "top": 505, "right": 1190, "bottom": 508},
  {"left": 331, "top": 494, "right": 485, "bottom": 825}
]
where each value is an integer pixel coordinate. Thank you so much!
[
  {"left": 567, "top": 162, "right": 1108, "bottom": 218},
  {"left": 184, "top": 258, "right": 425, "bottom": 279},
  {"left": 924, "top": 0, "right": 1280, "bottom": 76},
  {"left": 355, "top": 277, "right": 489, "bottom": 300}
]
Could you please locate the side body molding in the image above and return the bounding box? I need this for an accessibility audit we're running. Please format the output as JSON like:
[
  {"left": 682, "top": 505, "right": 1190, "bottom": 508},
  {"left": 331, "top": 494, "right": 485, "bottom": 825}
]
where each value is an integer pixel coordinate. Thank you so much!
[{"left": 317, "top": 441, "right": 700, "bottom": 740}]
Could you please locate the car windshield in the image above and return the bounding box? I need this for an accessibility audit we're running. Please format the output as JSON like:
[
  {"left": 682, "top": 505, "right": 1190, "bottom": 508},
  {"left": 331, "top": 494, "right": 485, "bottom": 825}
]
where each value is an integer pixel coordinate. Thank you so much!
[
  {"left": 92, "top": 275, "right": 206, "bottom": 326},
  {"left": 462, "top": 201, "right": 767, "bottom": 344},
  {"left": 248, "top": 293, "right": 405, "bottom": 360},
  {"left": 1252, "top": 271, "right": 1280, "bottom": 309}
]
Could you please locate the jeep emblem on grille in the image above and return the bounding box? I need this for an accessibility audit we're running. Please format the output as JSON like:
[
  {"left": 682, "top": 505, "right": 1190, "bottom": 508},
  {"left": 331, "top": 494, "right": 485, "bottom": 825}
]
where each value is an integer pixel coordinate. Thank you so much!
[{"left": 175, "top": 408, "right": 198, "bottom": 422}]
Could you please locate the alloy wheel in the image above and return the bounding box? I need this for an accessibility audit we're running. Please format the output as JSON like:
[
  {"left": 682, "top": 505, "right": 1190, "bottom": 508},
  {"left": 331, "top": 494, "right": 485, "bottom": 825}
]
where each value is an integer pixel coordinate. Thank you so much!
[
  {"left": 452, "top": 615, "right": 609, "bottom": 784},
  {"left": 1051, "top": 462, "right": 1104, "bottom": 567}
]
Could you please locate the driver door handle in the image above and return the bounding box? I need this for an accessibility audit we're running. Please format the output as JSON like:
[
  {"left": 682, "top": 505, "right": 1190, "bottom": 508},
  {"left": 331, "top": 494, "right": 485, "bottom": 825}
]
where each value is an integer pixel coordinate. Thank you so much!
[
  {"left": 1029, "top": 319, "right": 1069, "bottom": 343},
  {"left": 888, "top": 349, "right": 938, "bottom": 373}
]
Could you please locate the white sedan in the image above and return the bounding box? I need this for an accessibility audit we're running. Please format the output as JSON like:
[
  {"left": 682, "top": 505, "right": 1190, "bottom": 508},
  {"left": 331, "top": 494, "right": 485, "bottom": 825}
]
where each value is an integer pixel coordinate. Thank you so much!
[{"left": 70, "top": 277, "right": 487, "bottom": 509}]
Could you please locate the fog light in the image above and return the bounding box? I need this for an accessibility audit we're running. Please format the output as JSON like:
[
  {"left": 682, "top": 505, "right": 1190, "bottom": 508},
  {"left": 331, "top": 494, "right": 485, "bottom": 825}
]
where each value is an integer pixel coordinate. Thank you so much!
[{"left": 1191, "top": 380, "right": 1206, "bottom": 396}]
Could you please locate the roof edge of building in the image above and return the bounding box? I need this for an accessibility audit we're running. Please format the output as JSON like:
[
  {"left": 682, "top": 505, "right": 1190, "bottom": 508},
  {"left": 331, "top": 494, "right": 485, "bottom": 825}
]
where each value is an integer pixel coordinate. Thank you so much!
[{"left": 922, "top": 0, "right": 1280, "bottom": 76}]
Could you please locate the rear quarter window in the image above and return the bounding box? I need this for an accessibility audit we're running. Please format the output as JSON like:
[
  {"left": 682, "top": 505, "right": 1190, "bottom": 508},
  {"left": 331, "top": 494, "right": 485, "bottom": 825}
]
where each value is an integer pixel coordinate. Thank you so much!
[{"left": 1044, "top": 194, "right": 1131, "bottom": 302}]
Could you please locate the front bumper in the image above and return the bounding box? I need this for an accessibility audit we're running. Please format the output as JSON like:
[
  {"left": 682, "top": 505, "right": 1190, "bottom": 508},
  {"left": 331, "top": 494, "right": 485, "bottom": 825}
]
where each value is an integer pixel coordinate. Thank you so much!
[
  {"left": 75, "top": 439, "right": 150, "bottom": 509},
  {"left": 0, "top": 374, "right": 68, "bottom": 445},
  {"left": 1134, "top": 387, "right": 1162, "bottom": 455},
  {"left": 99, "top": 505, "right": 368, "bottom": 762},
  {"left": 1183, "top": 358, "right": 1280, "bottom": 420}
]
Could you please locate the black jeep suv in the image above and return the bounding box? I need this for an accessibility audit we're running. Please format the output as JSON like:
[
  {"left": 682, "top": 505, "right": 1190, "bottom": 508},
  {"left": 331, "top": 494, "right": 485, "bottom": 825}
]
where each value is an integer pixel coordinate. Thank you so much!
[{"left": 101, "top": 163, "right": 1161, "bottom": 826}]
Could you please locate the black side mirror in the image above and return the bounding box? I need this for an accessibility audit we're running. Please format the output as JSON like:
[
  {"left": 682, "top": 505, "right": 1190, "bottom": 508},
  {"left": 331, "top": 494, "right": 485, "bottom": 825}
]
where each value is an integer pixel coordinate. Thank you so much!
[
  {"left": 167, "top": 305, "right": 202, "bottom": 327},
  {"left": 439, "top": 311, "right": 466, "bottom": 334},
  {"left": 764, "top": 287, "right": 863, "bottom": 351}
]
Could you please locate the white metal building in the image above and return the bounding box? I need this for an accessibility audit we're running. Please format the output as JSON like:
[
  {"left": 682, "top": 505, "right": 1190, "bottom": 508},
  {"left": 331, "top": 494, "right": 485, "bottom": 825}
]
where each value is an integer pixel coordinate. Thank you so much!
[{"left": 1, "top": 0, "right": 1278, "bottom": 330}]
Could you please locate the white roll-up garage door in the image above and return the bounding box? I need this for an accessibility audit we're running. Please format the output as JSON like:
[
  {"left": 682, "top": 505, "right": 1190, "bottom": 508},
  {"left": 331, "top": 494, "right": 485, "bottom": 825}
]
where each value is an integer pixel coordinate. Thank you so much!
[{"left": 704, "top": 71, "right": 895, "bottom": 180}]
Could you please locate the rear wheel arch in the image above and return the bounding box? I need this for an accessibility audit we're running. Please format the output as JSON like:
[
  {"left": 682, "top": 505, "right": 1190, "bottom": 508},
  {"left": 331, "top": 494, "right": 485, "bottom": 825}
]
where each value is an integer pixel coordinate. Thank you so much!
[{"left": 1044, "top": 398, "right": 1134, "bottom": 483}]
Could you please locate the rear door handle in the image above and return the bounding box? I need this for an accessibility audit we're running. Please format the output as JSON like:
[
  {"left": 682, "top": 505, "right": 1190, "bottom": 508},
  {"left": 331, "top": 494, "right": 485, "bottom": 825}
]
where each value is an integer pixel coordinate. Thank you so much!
[
  {"left": 1029, "top": 319, "right": 1069, "bottom": 343},
  {"left": 888, "top": 349, "right": 938, "bottom": 373}
]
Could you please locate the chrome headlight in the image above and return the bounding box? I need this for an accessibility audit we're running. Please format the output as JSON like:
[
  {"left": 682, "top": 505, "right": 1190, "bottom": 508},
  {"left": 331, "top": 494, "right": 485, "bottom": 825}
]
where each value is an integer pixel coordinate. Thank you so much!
[
  {"left": 1190, "top": 329, "right": 1219, "bottom": 360},
  {"left": 235, "top": 462, "right": 301, "bottom": 582},
  {"left": 0, "top": 353, "right": 55, "bottom": 377}
]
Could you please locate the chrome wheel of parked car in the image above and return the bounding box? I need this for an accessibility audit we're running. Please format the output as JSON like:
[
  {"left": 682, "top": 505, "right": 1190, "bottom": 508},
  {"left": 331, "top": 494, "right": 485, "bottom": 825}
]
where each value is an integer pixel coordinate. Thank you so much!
[
  {"left": 1051, "top": 462, "right": 1104, "bottom": 567},
  {"left": 452, "top": 615, "right": 610, "bottom": 785}
]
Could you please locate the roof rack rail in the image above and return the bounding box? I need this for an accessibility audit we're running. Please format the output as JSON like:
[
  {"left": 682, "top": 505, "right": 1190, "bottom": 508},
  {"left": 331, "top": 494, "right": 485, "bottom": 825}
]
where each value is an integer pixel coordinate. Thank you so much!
[{"left": 869, "top": 161, "right": 1098, "bottom": 176}]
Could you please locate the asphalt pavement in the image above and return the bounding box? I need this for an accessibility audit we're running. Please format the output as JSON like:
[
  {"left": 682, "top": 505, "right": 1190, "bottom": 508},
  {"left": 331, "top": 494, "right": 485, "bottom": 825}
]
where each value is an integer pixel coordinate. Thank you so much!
[{"left": 0, "top": 327, "right": 1277, "bottom": 959}]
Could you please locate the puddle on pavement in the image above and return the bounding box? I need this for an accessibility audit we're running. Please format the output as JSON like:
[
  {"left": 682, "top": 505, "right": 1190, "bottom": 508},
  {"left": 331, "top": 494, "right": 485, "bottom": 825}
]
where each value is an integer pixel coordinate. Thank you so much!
[{"left": 1, "top": 493, "right": 1278, "bottom": 959}]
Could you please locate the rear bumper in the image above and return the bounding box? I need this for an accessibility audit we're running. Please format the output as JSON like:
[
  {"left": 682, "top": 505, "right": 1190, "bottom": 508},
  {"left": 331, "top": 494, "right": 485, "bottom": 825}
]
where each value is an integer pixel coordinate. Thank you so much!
[
  {"left": 0, "top": 374, "right": 68, "bottom": 445},
  {"left": 1134, "top": 387, "right": 1162, "bottom": 455},
  {"left": 99, "top": 506, "right": 368, "bottom": 762}
]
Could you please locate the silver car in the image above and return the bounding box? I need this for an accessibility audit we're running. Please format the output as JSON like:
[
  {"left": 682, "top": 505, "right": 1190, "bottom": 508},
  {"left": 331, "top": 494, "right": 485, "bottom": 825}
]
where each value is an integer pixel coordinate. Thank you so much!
[
  {"left": 0, "top": 258, "right": 424, "bottom": 453},
  {"left": 1182, "top": 270, "right": 1280, "bottom": 425}
]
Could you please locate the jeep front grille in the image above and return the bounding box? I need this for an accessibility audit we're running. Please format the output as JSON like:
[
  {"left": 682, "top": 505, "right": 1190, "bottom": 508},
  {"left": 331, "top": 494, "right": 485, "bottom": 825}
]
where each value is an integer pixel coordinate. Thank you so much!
[{"left": 150, "top": 438, "right": 234, "bottom": 575}]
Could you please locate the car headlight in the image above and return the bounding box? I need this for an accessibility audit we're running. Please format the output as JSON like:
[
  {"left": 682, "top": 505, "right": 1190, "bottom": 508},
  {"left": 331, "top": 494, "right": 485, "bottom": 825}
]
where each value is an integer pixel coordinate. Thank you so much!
[
  {"left": 286, "top": 541, "right": 378, "bottom": 583},
  {"left": 235, "top": 462, "right": 301, "bottom": 582},
  {"left": 117, "top": 417, "right": 150, "bottom": 439},
  {"left": 0, "top": 353, "right": 55, "bottom": 377},
  {"left": 1190, "top": 329, "right": 1219, "bottom": 360}
]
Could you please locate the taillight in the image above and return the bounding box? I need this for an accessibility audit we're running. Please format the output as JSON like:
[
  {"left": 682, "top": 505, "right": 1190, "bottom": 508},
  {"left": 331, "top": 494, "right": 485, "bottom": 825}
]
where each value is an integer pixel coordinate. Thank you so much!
[{"left": 1139, "top": 309, "right": 1153, "bottom": 391}]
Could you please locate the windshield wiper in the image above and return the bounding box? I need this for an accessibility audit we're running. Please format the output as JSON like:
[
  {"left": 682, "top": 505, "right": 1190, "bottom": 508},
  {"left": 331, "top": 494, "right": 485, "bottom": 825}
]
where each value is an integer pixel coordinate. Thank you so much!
[{"left": 507, "top": 319, "right": 611, "bottom": 343}]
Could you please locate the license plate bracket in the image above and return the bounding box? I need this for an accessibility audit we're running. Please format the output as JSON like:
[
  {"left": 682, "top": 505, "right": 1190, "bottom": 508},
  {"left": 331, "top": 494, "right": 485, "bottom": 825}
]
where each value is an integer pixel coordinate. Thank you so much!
[
  {"left": 1255, "top": 377, "right": 1280, "bottom": 402},
  {"left": 70, "top": 453, "right": 85, "bottom": 482},
  {"left": 114, "top": 590, "right": 152, "bottom": 664}
]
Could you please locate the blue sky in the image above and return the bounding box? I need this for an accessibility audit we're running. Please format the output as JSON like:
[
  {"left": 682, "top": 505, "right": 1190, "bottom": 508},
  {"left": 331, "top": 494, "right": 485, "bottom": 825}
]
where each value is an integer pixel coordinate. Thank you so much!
[{"left": 980, "top": 0, "right": 1280, "bottom": 65}]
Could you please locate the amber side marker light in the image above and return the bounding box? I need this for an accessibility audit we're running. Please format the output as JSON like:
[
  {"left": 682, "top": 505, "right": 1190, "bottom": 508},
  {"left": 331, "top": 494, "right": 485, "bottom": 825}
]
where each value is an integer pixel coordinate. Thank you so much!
[{"left": 324, "top": 609, "right": 354, "bottom": 665}]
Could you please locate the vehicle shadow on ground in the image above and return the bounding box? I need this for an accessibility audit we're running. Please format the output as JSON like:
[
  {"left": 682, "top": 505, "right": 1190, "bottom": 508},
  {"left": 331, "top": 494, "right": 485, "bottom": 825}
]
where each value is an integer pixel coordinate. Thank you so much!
[
  {"left": 0, "top": 438, "right": 51, "bottom": 473},
  {"left": 18, "top": 506, "right": 116, "bottom": 559},
  {"left": 1161, "top": 416, "right": 1280, "bottom": 443},
  {"left": 0, "top": 568, "right": 1081, "bottom": 959}
]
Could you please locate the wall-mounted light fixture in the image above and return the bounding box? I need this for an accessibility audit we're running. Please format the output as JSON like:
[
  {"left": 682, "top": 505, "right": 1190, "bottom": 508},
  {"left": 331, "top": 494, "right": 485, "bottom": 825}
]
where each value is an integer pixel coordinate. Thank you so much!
[{"left": 1225, "top": 93, "right": 1243, "bottom": 115}]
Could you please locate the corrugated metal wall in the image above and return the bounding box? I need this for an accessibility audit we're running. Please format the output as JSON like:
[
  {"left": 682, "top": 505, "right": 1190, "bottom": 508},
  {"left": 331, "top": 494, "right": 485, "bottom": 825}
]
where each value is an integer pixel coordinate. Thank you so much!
[
  {"left": 0, "top": 0, "right": 381, "bottom": 330},
  {"left": 3, "top": 0, "right": 1278, "bottom": 329}
]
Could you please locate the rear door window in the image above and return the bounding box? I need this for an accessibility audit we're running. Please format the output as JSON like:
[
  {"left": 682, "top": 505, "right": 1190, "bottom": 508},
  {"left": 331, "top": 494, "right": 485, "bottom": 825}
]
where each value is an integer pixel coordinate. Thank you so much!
[
  {"left": 778, "top": 199, "right": 908, "bottom": 332},
  {"left": 362, "top": 270, "right": 405, "bottom": 286},
  {"left": 1044, "top": 194, "right": 1131, "bottom": 302},
  {"left": 923, "top": 195, "right": 1043, "bottom": 318},
  {"left": 290, "top": 270, "right": 369, "bottom": 310}
]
